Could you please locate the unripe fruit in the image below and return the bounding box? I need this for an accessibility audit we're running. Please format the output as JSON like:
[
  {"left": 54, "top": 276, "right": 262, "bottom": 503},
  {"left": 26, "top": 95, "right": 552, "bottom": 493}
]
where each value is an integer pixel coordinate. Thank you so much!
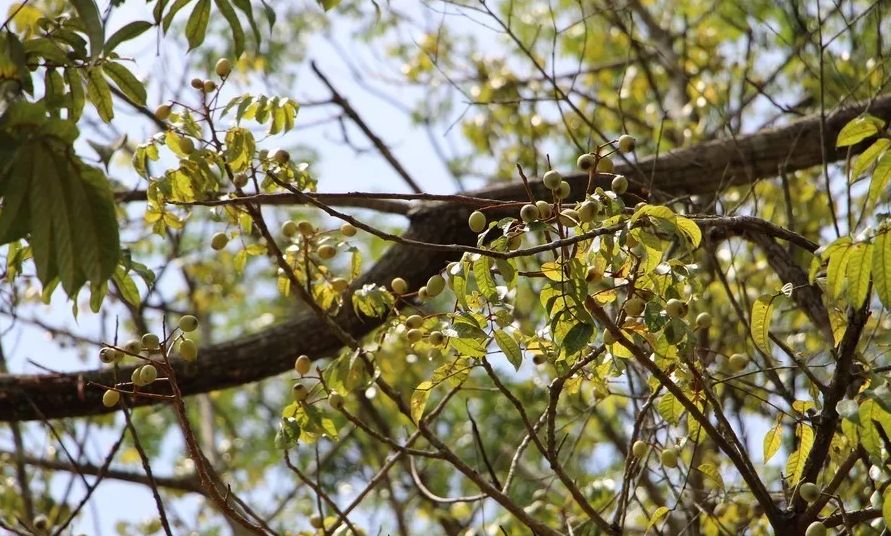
[
  {"left": 417, "top": 286, "right": 429, "bottom": 300},
  {"left": 577, "top": 153, "right": 596, "bottom": 171},
  {"left": 695, "top": 312, "right": 712, "bottom": 330},
  {"left": 542, "top": 169, "right": 562, "bottom": 190},
  {"left": 428, "top": 331, "right": 445, "bottom": 345},
  {"left": 331, "top": 277, "right": 349, "bottom": 292},
  {"left": 215, "top": 57, "right": 232, "bottom": 77},
  {"left": 131, "top": 366, "right": 144, "bottom": 386},
  {"left": 805, "top": 521, "right": 827, "bottom": 536},
  {"left": 295, "top": 355, "right": 311, "bottom": 375},
  {"left": 102, "top": 389, "right": 120, "bottom": 407},
  {"left": 233, "top": 173, "right": 248, "bottom": 188},
  {"left": 211, "top": 232, "right": 228, "bottom": 250},
  {"left": 799, "top": 482, "right": 821, "bottom": 503},
  {"left": 179, "top": 315, "right": 198, "bottom": 332},
  {"left": 310, "top": 515, "right": 323, "bottom": 528},
  {"left": 618, "top": 134, "right": 636, "bottom": 153},
  {"left": 142, "top": 333, "right": 161, "bottom": 350},
  {"left": 202, "top": 80, "right": 216, "bottom": 93},
  {"left": 535, "top": 200, "right": 553, "bottom": 219},
  {"left": 597, "top": 156, "right": 614, "bottom": 173},
  {"left": 391, "top": 277, "right": 408, "bottom": 294},
  {"left": 426, "top": 274, "right": 446, "bottom": 297},
  {"left": 559, "top": 209, "right": 579, "bottom": 227},
  {"left": 405, "top": 315, "right": 424, "bottom": 329},
  {"left": 520, "top": 203, "right": 539, "bottom": 223},
  {"left": 318, "top": 245, "right": 337, "bottom": 259},
  {"left": 624, "top": 297, "right": 645, "bottom": 317},
  {"left": 281, "top": 220, "right": 298, "bottom": 237},
  {"left": 665, "top": 298, "right": 687, "bottom": 318},
  {"left": 292, "top": 383, "right": 308, "bottom": 402},
  {"left": 33, "top": 514, "right": 48, "bottom": 530},
  {"left": 556, "top": 181, "right": 571, "bottom": 200},
  {"left": 178, "top": 136, "right": 195, "bottom": 154},
  {"left": 585, "top": 267, "right": 602, "bottom": 283},
  {"left": 179, "top": 338, "right": 198, "bottom": 361},
  {"left": 123, "top": 339, "right": 141, "bottom": 355},
  {"left": 508, "top": 234, "right": 522, "bottom": 250},
  {"left": 603, "top": 329, "right": 616, "bottom": 345},
  {"left": 340, "top": 223, "right": 357, "bottom": 236},
  {"left": 468, "top": 210, "right": 487, "bottom": 233},
  {"left": 578, "top": 200, "right": 596, "bottom": 222},
  {"left": 139, "top": 364, "right": 158, "bottom": 384},
  {"left": 632, "top": 440, "right": 648, "bottom": 457},
  {"left": 728, "top": 353, "right": 749, "bottom": 372},
  {"left": 190, "top": 77, "right": 204, "bottom": 89},
  {"left": 407, "top": 328, "right": 423, "bottom": 343},
  {"left": 660, "top": 448, "right": 678, "bottom": 468},
  {"left": 154, "top": 104, "right": 172, "bottom": 121},
  {"left": 533, "top": 353, "right": 547, "bottom": 365},
  {"left": 100, "top": 347, "right": 119, "bottom": 364},
  {"left": 611, "top": 175, "right": 629, "bottom": 195},
  {"left": 328, "top": 392, "right": 344, "bottom": 410},
  {"left": 272, "top": 149, "right": 290, "bottom": 164},
  {"left": 297, "top": 221, "right": 314, "bottom": 235}
]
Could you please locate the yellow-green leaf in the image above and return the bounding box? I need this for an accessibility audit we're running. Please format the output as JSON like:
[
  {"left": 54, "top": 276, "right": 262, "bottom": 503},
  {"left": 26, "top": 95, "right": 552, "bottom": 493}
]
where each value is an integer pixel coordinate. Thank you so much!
[
  {"left": 494, "top": 329, "right": 523, "bottom": 370},
  {"left": 763, "top": 419, "right": 782, "bottom": 463},
  {"left": 846, "top": 242, "right": 872, "bottom": 307},
  {"left": 751, "top": 294, "right": 777, "bottom": 354},
  {"left": 85, "top": 67, "right": 114, "bottom": 122},
  {"left": 411, "top": 380, "right": 433, "bottom": 424},
  {"left": 874, "top": 230, "right": 891, "bottom": 308},
  {"left": 675, "top": 216, "right": 701, "bottom": 248},
  {"left": 647, "top": 506, "right": 670, "bottom": 530},
  {"left": 836, "top": 114, "right": 885, "bottom": 147},
  {"left": 825, "top": 242, "right": 852, "bottom": 300},
  {"left": 185, "top": 0, "right": 211, "bottom": 50},
  {"left": 883, "top": 489, "right": 891, "bottom": 529},
  {"left": 103, "top": 61, "right": 147, "bottom": 106},
  {"left": 868, "top": 152, "right": 891, "bottom": 207},
  {"left": 851, "top": 138, "right": 890, "bottom": 181},
  {"left": 697, "top": 463, "right": 724, "bottom": 491}
]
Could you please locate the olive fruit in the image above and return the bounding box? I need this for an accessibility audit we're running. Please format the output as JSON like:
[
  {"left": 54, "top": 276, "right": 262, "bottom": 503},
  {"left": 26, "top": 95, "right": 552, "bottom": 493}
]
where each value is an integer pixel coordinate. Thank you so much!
[
  {"left": 405, "top": 315, "right": 424, "bottom": 329},
  {"left": 318, "top": 245, "right": 337, "bottom": 259},
  {"left": 102, "top": 389, "right": 120, "bottom": 408},
  {"left": 577, "top": 153, "right": 596, "bottom": 171},
  {"left": 468, "top": 210, "right": 487, "bottom": 233},
  {"left": 295, "top": 354, "right": 312, "bottom": 375},
  {"left": 603, "top": 329, "right": 617, "bottom": 345},
  {"left": 131, "top": 366, "right": 144, "bottom": 386},
  {"left": 331, "top": 278, "right": 349, "bottom": 292},
  {"left": 391, "top": 277, "right": 408, "bottom": 294},
  {"left": 597, "top": 156, "right": 615, "bottom": 173},
  {"left": 328, "top": 392, "right": 344, "bottom": 410},
  {"left": 665, "top": 298, "right": 687, "bottom": 318},
  {"left": 179, "top": 338, "right": 198, "bottom": 361},
  {"left": 624, "top": 297, "right": 646, "bottom": 317},
  {"left": 272, "top": 149, "right": 290, "bottom": 164},
  {"left": 585, "top": 267, "right": 602, "bottom": 283},
  {"left": 805, "top": 521, "right": 827, "bottom": 536},
  {"left": 123, "top": 339, "right": 141, "bottom": 355},
  {"left": 611, "top": 175, "right": 629, "bottom": 195},
  {"left": 417, "top": 286, "right": 429, "bottom": 301},
  {"left": 233, "top": 173, "right": 248, "bottom": 188},
  {"left": 211, "top": 232, "right": 228, "bottom": 250},
  {"left": 292, "top": 383, "right": 308, "bottom": 402},
  {"left": 178, "top": 136, "right": 195, "bottom": 155},
  {"left": 154, "top": 104, "right": 172, "bottom": 121},
  {"left": 799, "top": 482, "right": 821, "bottom": 503},
  {"left": 632, "top": 440, "right": 648, "bottom": 457},
  {"left": 33, "top": 514, "right": 49, "bottom": 531},
  {"left": 179, "top": 315, "right": 199, "bottom": 332},
  {"left": 728, "top": 353, "right": 749, "bottom": 372},
  {"left": 618, "top": 134, "right": 636, "bottom": 153},
  {"left": 215, "top": 57, "right": 232, "bottom": 78},
  {"left": 297, "top": 221, "right": 314, "bottom": 235},
  {"left": 535, "top": 200, "right": 553, "bottom": 219},
  {"left": 660, "top": 447, "right": 679, "bottom": 468},
  {"left": 556, "top": 181, "right": 571, "bottom": 200},
  {"left": 407, "top": 328, "right": 423, "bottom": 343},
  {"left": 142, "top": 333, "right": 161, "bottom": 350},
  {"left": 100, "top": 347, "right": 120, "bottom": 364},
  {"left": 695, "top": 312, "right": 712, "bottom": 330},
  {"left": 340, "top": 223, "right": 357, "bottom": 236},
  {"left": 520, "top": 203, "right": 539, "bottom": 223},
  {"left": 310, "top": 515, "right": 324, "bottom": 528},
  {"left": 426, "top": 274, "right": 446, "bottom": 297},
  {"left": 202, "top": 80, "right": 216, "bottom": 93},
  {"left": 559, "top": 209, "right": 579, "bottom": 227},
  {"left": 281, "top": 220, "right": 298, "bottom": 237},
  {"left": 428, "top": 331, "right": 445, "bottom": 345},
  {"left": 190, "top": 77, "right": 204, "bottom": 89},
  {"left": 139, "top": 364, "right": 158, "bottom": 384},
  {"left": 542, "top": 169, "right": 562, "bottom": 190},
  {"left": 578, "top": 200, "right": 596, "bottom": 222}
]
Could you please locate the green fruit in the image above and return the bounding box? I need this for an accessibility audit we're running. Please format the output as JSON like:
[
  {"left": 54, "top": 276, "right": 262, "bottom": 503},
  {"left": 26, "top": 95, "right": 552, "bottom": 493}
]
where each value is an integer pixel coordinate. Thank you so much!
[
  {"left": 131, "top": 366, "right": 144, "bottom": 386},
  {"left": 535, "top": 200, "right": 553, "bottom": 219},
  {"left": 233, "top": 173, "right": 248, "bottom": 188},
  {"left": 297, "top": 221, "right": 314, "bottom": 235},
  {"left": 417, "top": 286, "right": 429, "bottom": 301},
  {"left": 272, "top": 149, "right": 290, "bottom": 164},
  {"left": 292, "top": 383, "right": 308, "bottom": 402},
  {"left": 532, "top": 353, "right": 547, "bottom": 365},
  {"left": 211, "top": 232, "right": 228, "bottom": 251},
  {"left": 407, "top": 328, "right": 423, "bottom": 343},
  {"left": 328, "top": 392, "right": 344, "bottom": 410},
  {"left": 542, "top": 169, "right": 562, "bottom": 190},
  {"left": 33, "top": 514, "right": 48, "bottom": 530},
  {"left": 426, "top": 274, "right": 446, "bottom": 297},
  {"left": 520, "top": 203, "right": 539, "bottom": 223},
  {"left": 179, "top": 315, "right": 199, "bottom": 332},
  {"left": 665, "top": 298, "right": 687, "bottom": 318},
  {"left": 123, "top": 339, "right": 141, "bottom": 355},
  {"left": 178, "top": 136, "right": 195, "bottom": 154},
  {"left": 190, "top": 78, "right": 204, "bottom": 89},
  {"left": 559, "top": 209, "right": 579, "bottom": 227},
  {"left": 695, "top": 312, "right": 712, "bottom": 330},
  {"left": 340, "top": 223, "right": 357, "bottom": 236},
  {"left": 102, "top": 389, "right": 120, "bottom": 408},
  {"left": 295, "top": 355, "right": 312, "bottom": 375},
  {"left": 577, "top": 153, "right": 596, "bottom": 171},
  {"left": 282, "top": 220, "right": 298, "bottom": 237},
  {"left": 140, "top": 364, "right": 158, "bottom": 384},
  {"left": 331, "top": 278, "right": 349, "bottom": 292},
  {"left": 318, "top": 245, "right": 337, "bottom": 259},
  {"left": 468, "top": 210, "right": 487, "bottom": 233},
  {"left": 805, "top": 521, "right": 826, "bottom": 536},
  {"left": 556, "top": 180, "right": 571, "bottom": 200},
  {"left": 603, "top": 329, "right": 616, "bottom": 345},
  {"left": 215, "top": 57, "right": 232, "bottom": 77},
  {"left": 310, "top": 515, "right": 323, "bottom": 528},
  {"left": 99, "top": 347, "right": 118, "bottom": 364},
  {"left": 728, "top": 353, "right": 749, "bottom": 372},
  {"left": 142, "top": 333, "right": 161, "bottom": 350},
  {"left": 428, "top": 331, "right": 445, "bottom": 345},
  {"left": 577, "top": 200, "right": 596, "bottom": 222},
  {"left": 632, "top": 440, "right": 648, "bottom": 458},
  {"left": 405, "top": 315, "right": 424, "bottom": 329},
  {"left": 154, "top": 104, "right": 172, "bottom": 121},
  {"left": 660, "top": 448, "right": 678, "bottom": 468},
  {"left": 585, "top": 267, "right": 602, "bottom": 283},
  {"left": 597, "top": 156, "right": 614, "bottom": 173},
  {"left": 799, "top": 482, "right": 821, "bottom": 503},
  {"left": 624, "top": 297, "right": 645, "bottom": 316},
  {"left": 611, "top": 175, "right": 629, "bottom": 195},
  {"left": 618, "top": 134, "right": 636, "bottom": 153},
  {"left": 202, "top": 79, "right": 216, "bottom": 93},
  {"left": 179, "top": 338, "right": 198, "bottom": 361},
  {"left": 391, "top": 277, "right": 408, "bottom": 294}
]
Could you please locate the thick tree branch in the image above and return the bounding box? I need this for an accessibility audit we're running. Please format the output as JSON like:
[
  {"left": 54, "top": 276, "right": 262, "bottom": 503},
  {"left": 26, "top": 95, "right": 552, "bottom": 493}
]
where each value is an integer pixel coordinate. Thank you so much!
[{"left": 2, "top": 94, "right": 891, "bottom": 422}]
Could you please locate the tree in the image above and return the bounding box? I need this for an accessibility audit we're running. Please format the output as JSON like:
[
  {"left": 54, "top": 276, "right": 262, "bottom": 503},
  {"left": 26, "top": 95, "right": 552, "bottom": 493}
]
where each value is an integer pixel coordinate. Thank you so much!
[{"left": 1, "top": 0, "right": 891, "bottom": 534}]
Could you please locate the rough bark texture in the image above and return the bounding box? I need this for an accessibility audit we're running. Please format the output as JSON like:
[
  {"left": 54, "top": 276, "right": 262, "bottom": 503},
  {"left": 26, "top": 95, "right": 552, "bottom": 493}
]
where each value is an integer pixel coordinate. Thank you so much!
[{"left": 2, "top": 94, "right": 891, "bottom": 422}]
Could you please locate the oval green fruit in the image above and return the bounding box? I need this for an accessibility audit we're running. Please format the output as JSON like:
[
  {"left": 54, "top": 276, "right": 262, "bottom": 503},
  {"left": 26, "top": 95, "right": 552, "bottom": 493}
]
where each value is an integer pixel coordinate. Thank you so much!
[
  {"left": 178, "top": 136, "right": 195, "bottom": 155},
  {"left": 578, "top": 200, "right": 596, "bottom": 222},
  {"left": 340, "top": 223, "right": 357, "bottom": 236},
  {"left": 632, "top": 440, "right": 648, "bottom": 458},
  {"left": 426, "top": 274, "right": 446, "bottom": 297},
  {"left": 215, "top": 57, "right": 232, "bottom": 77},
  {"left": 805, "top": 521, "right": 826, "bottom": 536},
  {"left": 695, "top": 312, "right": 712, "bottom": 330},
  {"left": 292, "top": 383, "right": 308, "bottom": 402},
  {"left": 391, "top": 277, "right": 408, "bottom": 294},
  {"left": 577, "top": 153, "right": 596, "bottom": 171},
  {"left": 272, "top": 148, "right": 290, "bottom": 164},
  {"left": 728, "top": 353, "right": 749, "bottom": 372},
  {"left": 142, "top": 333, "right": 160, "bottom": 350},
  {"left": 318, "top": 245, "right": 337, "bottom": 259},
  {"left": 597, "top": 156, "right": 614, "bottom": 173},
  {"left": 328, "top": 392, "right": 344, "bottom": 410},
  {"left": 535, "top": 200, "right": 553, "bottom": 219},
  {"left": 405, "top": 315, "right": 424, "bottom": 329},
  {"left": 295, "top": 354, "right": 311, "bottom": 375},
  {"left": 468, "top": 210, "right": 487, "bottom": 233},
  {"left": 139, "top": 364, "right": 158, "bottom": 384},
  {"left": 660, "top": 448, "right": 678, "bottom": 468},
  {"left": 618, "top": 134, "right": 636, "bottom": 153},
  {"left": 542, "top": 169, "right": 562, "bottom": 190},
  {"left": 102, "top": 389, "right": 120, "bottom": 408},
  {"left": 611, "top": 175, "right": 629, "bottom": 195},
  {"left": 556, "top": 181, "right": 571, "bottom": 200},
  {"left": 407, "top": 328, "right": 423, "bottom": 343},
  {"left": 624, "top": 297, "right": 646, "bottom": 317},
  {"left": 281, "top": 220, "right": 298, "bottom": 237},
  {"left": 520, "top": 203, "right": 539, "bottom": 223},
  {"left": 331, "top": 277, "right": 349, "bottom": 292},
  {"left": 179, "top": 338, "right": 198, "bottom": 361},
  {"left": 558, "top": 209, "right": 579, "bottom": 227},
  {"left": 665, "top": 298, "right": 686, "bottom": 318},
  {"left": 799, "top": 482, "right": 820, "bottom": 503},
  {"left": 179, "top": 315, "right": 199, "bottom": 332},
  {"left": 154, "top": 104, "right": 172, "bottom": 121},
  {"left": 211, "top": 232, "right": 228, "bottom": 251},
  {"left": 99, "top": 347, "right": 118, "bottom": 364}
]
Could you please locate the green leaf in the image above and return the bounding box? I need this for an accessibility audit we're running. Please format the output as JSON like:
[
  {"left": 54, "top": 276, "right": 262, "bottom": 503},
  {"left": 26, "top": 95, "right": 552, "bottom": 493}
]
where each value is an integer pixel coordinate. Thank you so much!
[
  {"left": 411, "top": 380, "right": 433, "bottom": 424},
  {"left": 697, "top": 463, "right": 724, "bottom": 491},
  {"left": 675, "top": 216, "right": 701, "bottom": 248},
  {"left": 647, "top": 506, "right": 670, "bottom": 531},
  {"left": 64, "top": 68, "right": 85, "bottom": 121},
  {"left": 274, "top": 417, "right": 301, "bottom": 450},
  {"left": 868, "top": 152, "right": 891, "bottom": 207},
  {"left": 473, "top": 256, "right": 498, "bottom": 301},
  {"left": 185, "top": 0, "right": 211, "bottom": 50},
  {"left": 103, "top": 62, "right": 147, "bottom": 106},
  {"left": 113, "top": 269, "right": 141, "bottom": 307},
  {"left": 873, "top": 230, "right": 891, "bottom": 308},
  {"left": 846, "top": 242, "right": 872, "bottom": 307},
  {"left": 85, "top": 67, "right": 114, "bottom": 122},
  {"left": 214, "top": 0, "right": 245, "bottom": 57},
  {"left": 162, "top": 0, "right": 192, "bottom": 32},
  {"left": 317, "top": 0, "right": 342, "bottom": 11},
  {"left": 751, "top": 294, "right": 777, "bottom": 354},
  {"left": 657, "top": 393, "right": 684, "bottom": 425},
  {"left": 561, "top": 322, "right": 593, "bottom": 358},
  {"left": 836, "top": 114, "right": 885, "bottom": 147},
  {"left": 70, "top": 0, "right": 105, "bottom": 59},
  {"left": 232, "top": 0, "right": 261, "bottom": 45},
  {"left": 825, "top": 242, "right": 852, "bottom": 300},
  {"left": 763, "top": 418, "right": 782, "bottom": 463},
  {"left": 851, "top": 138, "right": 890, "bottom": 181},
  {"left": 103, "top": 21, "right": 153, "bottom": 54},
  {"left": 494, "top": 329, "right": 522, "bottom": 370}
]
